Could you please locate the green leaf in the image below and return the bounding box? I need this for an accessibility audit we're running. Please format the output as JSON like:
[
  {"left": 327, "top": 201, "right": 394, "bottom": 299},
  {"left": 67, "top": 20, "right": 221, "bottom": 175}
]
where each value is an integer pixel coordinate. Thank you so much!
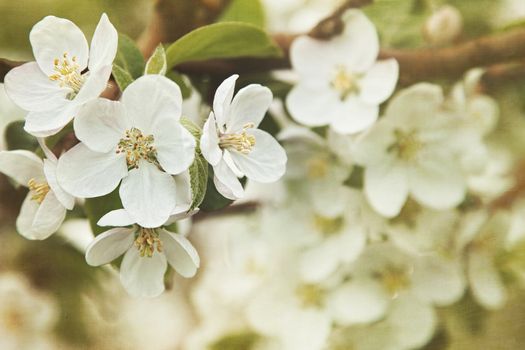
[
  {"left": 84, "top": 189, "right": 122, "bottom": 235},
  {"left": 166, "top": 71, "right": 192, "bottom": 99},
  {"left": 166, "top": 22, "right": 282, "bottom": 68},
  {"left": 218, "top": 0, "right": 266, "bottom": 27},
  {"left": 112, "top": 64, "right": 134, "bottom": 91},
  {"left": 5, "top": 120, "right": 37, "bottom": 151},
  {"left": 180, "top": 117, "right": 208, "bottom": 210},
  {"left": 145, "top": 44, "right": 167, "bottom": 75},
  {"left": 114, "top": 33, "right": 145, "bottom": 79}
]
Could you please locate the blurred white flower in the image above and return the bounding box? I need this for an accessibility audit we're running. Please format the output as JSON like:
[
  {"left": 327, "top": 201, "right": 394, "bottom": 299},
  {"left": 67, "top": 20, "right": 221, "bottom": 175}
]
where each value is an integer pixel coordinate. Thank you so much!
[
  {"left": 0, "top": 83, "right": 25, "bottom": 150},
  {"left": 286, "top": 10, "right": 398, "bottom": 134},
  {"left": 57, "top": 75, "right": 195, "bottom": 228},
  {"left": 0, "top": 148, "right": 74, "bottom": 240},
  {"left": 4, "top": 14, "right": 117, "bottom": 137},
  {"left": 201, "top": 74, "right": 287, "bottom": 200},
  {"left": 423, "top": 5, "right": 463, "bottom": 45},
  {"left": 353, "top": 83, "right": 467, "bottom": 217}
]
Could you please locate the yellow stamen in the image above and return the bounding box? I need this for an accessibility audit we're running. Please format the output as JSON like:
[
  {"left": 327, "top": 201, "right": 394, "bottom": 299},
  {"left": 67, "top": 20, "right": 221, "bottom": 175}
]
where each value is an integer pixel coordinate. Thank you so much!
[
  {"left": 219, "top": 123, "right": 256, "bottom": 154},
  {"left": 313, "top": 215, "right": 344, "bottom": 236},
  {"left": 296, "top": 284, "right": 324, "bottom": 308},
  {"left": 134, "top": 227, "right": 163, "bottom": 258},
  {"left": 379, "top": 266, "right": 411, "bottom": 298},
  {"left": 27, "top": 178, "right": 50, "bottom": 204},
  {"left": 331, "top": 66, "right": 360, "bottom": 100},
  {"left": 48, "top": 52, "right": 85, "bottom": 98},
  {"left": 388, "top": 129, "right": 424, "bottom": 161},
  {"left": 116, "top": 127, "right": 158, "bottom": 169}
]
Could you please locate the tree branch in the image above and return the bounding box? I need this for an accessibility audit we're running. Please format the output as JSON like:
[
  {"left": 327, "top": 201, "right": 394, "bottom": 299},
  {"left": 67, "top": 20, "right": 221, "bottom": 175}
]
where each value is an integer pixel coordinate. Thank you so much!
[{"left": 308, "top": 0, "right": 373, "bottom": 39}]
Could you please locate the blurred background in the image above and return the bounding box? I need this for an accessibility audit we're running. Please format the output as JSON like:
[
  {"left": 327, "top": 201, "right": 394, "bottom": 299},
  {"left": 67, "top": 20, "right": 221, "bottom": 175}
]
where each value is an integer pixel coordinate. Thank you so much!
[{"left": 1, "top": 0, "right": 525, "bottom": 349}]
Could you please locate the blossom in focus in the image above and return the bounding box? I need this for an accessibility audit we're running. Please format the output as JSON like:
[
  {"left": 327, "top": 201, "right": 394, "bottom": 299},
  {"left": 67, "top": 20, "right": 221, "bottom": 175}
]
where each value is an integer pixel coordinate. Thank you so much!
[
  {"left": 57, "top": 75, "right": 195, "bottom": 228},
  {"left": 0, "top": 147, "right": 74, "bottom": 240},
  {"left": 286, "top": 10, "right": 398, "bottom": 134},
  {"left": 200, "top": 74, "right": 287, "bottom": 200},
  {"left": 5, "top": 14, "right": 117, "bottom": 137},
  {"left": 353, "top": 83, "right": 467, "bottom": 217}
]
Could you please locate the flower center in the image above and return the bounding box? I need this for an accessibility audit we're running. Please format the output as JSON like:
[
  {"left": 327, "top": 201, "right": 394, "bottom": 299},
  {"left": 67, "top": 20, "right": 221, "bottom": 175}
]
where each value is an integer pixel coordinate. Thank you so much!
[
  {"left": 219, "top": 123, "right": 256, "bottom": 154},
  {"left": 331, "top": 66, "right": 360, "bottom": 101},
  {"left": 27, "top": 178, "right": 50, "bottom": 204},
  {"left": 116, "top": 128, "right": 158, "bottom": 169},
  {"left": 377, "top": 266, "right": 411, "bottom": 298},
  {"left": 307, "top": 157, "right": 329, "bottom": 179},
  {"left": 48, "top": 52, "right": 85, "bottom": 99},
  {"left": 134, "top": 227, "right": 163, "bottom": 258},
  {"left": 388, "top": 129, "right": 424, "bottom": 161},
  {"left": 313, "top": 215, "right": 344, "bottom": 236},
  {"left": 296, "top": 284, "right": 325, "bottom": 308}
]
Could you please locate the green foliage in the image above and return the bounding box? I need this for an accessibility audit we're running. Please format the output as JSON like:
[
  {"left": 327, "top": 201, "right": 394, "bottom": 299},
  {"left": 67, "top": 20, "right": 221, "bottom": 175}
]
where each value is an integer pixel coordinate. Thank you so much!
[
  {"left": 5, "top": 120, "right": 37, "bottom": 151},
  {"left": 180, "top": 117, "right": 208, "bottom": 210},
  {"left": 84, "top": 188, "right": 122, "bottom": 235},
  {"left": 199, "top": 165, "right": 248, "bottom": 212},
  {"left": 165, "top": 22, "right": 282, "bottom": 69},
  {"left": 145, "top": 44, "right": 167, "bottom": 75},
  {"left": 166, "top": 71, "right": 192, "bottom": 99},
  {"left": 218, "top": 0, "right": 266, "bottom": 28},
  {"left": 112, "top": 64, "right": 134, "bottom": 91},
  {"left": 453, "top": 292, "right": 488, "bottom": 335},
  {"left": 114, "top": 33, "right": 145, "bottom": 79}
]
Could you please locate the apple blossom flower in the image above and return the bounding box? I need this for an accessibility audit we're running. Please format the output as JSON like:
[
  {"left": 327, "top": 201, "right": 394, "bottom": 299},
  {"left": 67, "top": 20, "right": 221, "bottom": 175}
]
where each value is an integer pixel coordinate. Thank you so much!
[
  {"left": 286, "top": 10, "right": 399, "bottom": 134},
  {"left": 85, "top": 209, "right": 200, "bottom": 298},
  {"left": 0, "top": 145, "right": 74, "bottom": 240},
  {"left": 353, "top": 83, "right": 467, "bottom": 218},
  {"left": 57, "top": 75, "right": 196, "bottom": 228},
  {"left": 4, "top": 14, "right": 117, "bottom": 137},
  {"left": 200, "top": 74, "right": 287, "bottom": 200}
]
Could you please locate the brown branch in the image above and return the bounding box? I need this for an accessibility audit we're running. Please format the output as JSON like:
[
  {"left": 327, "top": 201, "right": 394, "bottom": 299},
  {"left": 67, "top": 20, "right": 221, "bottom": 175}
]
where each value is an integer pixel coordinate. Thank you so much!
[
  {"left": 308, "top": 0, "right": 373, "bottom": 39},
  {"left": 193, "top": 201, "right": 259, "bottom": 222}
]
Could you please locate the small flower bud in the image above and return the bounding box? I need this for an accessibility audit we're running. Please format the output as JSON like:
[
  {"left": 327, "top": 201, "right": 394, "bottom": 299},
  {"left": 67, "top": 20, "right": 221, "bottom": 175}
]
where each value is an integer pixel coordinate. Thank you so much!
[{"left": 423, "top": 5, "right": 463, "bottom": 46}]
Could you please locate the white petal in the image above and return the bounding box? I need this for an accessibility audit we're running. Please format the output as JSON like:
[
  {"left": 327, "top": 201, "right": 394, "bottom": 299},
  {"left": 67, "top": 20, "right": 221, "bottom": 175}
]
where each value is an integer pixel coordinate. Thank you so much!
[
  {"left": 73, "top": 65, "right": 113, "bottom": 105},
  {"left": 213, "top": 159, "right": 244, "bottom": 200},
  {"left": 159, "top": 229, "right": 200, "bottom": 277},
  {"left": 97, "top": 209, "right": 135, "bottom": 227},
  {"left": 74, "top": 98, "right": 128, "bottom": 153},
  {"left": 17, "top": 191, "right": 66, "bottom": 240},
  {"left": 352, "top": 122, "right": 396, "bottom": 166},
  {"left": 468, "top": 251, "right": 507, "bottom": 310},
  {"left": 119, "top": 161, "right": 176, "bottom": 228},
  {"left": 30, "top": 16, "right": 89, "bottom": 75},
  {"left": 24, "top": 103, "right": 79, "bottom": 137},
  {"left": 43, "top": 159, "right": 74, "bottom": 210},
  {"left": 289, "top": 36, "right": 340, "bottom": 83},
  {"left": 364, "top": 160, "right": 408, "bottom": 217},
  {"left": 228, "top": 129, "right": 287, "bottom": 183},
  {"left": 300, "top": 241, "right": 340, "bottom": 283},
  {"left": 200, "top": 113, "right": 222, "bottom": 166},
  {"left": 4, "top": 62, "right": 68, "bottom": 112},
  {"left": 359, "top": 59, "right": 399, "bottom": 105},
  {"left": 85, "top": 227, "right": 135, "bottom": 266},
  {"left": 329, "top": 98, "right": 379, "bottom": 134},
  {"left": 213, "top": 74, "right": 238, "bottom": 127},
  {"left": 57, "top": 143, "right": 127, "bottom": 198},
  {"left": 226, "top": 84, "right": 272, "bottom": 131},
  {"left": 88, "top": 13, "right": 118, "bottom": 71},
  {"left": 409, "top": 156, "right": 466, "bottom": 210},
  {"left": 121, "top": 75, "right": 182, "bottom": 135},
  {"left": 16, "top": 195, "right": 41, "bottom": 239},
  {"left": 338, "top": 226, "right": 367, "bottom": 263},
  {"left": 328, "top": 279, "right": 389, "bottom": 325},
  {"left": 286, "top": 85, "right": 338, "bottom": 127},
  {"left": 0, "top": 150, "right": 44, "bottom": 185},
  {"left": 155, "top": 119, "right": 195, "bottom": 174},
  {"left": 120, "top": 247, "right": 167, "bottom": 298}
]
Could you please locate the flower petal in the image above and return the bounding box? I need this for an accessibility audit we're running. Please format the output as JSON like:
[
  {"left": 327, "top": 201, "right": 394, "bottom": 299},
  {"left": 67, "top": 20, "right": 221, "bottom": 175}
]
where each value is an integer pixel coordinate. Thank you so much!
[
  {"left": 88, "top": 13, "right": 118, "bottom": 71},
  {"left": 213, "top": 74, "right": 238, "bottom": 128},
  {"left": 364, "top": 160, "right": 408, "bottom": 217},
  {"left": 0, "top": 150, "right": 44, "bottom": 185},
  {"left": 74, "top": 98, "right": 128, "bottom": 153},
  {"left": 329, "top": 98, "right": 379, "bottom": 134},
  {"left": 213, "top": 159, "right": 244, "bottom": 200},
  {"left": 226, "top": 84, "right": 272, "bottom": 132},
  {"left": 4, "top": 62, "right": 68, "bottom": 112},
  {"left": 24, "top": 103, "right": 79, "bottom": 137},
  {"left": 155, "top": 119, "right": 195, "bottom": 174},
  {"left": 200, "top": 113, "right": 222, "bottom": 166},
  {"left": 286, "top": 85, "right": 338, "bottom": 127},
  {"left": 159, "top": 229, "right": 200, "bottom": 277},
  {"left": 121, "top": 75, "right": 182, "bottom": 135},
  {"left": 57, "top": 143, "right": 127, "bottom": 198},
  {"left": 73, "top": 65, "right": 113, "bottom": 106},
  {"left": 17, "top": 191, "right": 66, "bottom": 240},
  {"left": 358, "top": 59, "right": 399, "bottom": 105},
  {"left": 30, "top": 16, "right": 89, "bottom": 75},
  {"left": 97, "top": 209, "right": 135, "bottom": 227},
  {"left": 468, "top": 251, "right": 507, "bottom": 310},
  {"left": 120, "top": 247, "right": 167, "bottom": 298},
  {"left": 228, "top": 129, "right": 287, "bottom": 183},
  {"left": 85, "top": 227, "right": 135, "bottom": 266},
  {"left": 43, "top": 159, "right": 74, "bottom": 210},
  {"left": 119, "top": 161, "right": 176, "bottom": 228}
]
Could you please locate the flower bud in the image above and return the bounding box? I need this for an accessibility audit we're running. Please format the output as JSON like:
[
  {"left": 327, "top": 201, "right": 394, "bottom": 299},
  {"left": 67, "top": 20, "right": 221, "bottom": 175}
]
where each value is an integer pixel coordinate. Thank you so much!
[{"left": 423, "top": 5, "right": 463, "bottom": 46}]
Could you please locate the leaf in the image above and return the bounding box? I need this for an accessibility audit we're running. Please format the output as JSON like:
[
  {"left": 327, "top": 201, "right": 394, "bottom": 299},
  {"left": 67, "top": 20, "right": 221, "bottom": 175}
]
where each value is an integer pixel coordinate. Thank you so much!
[
  {"left": 166, "top": 71, "right": 192, "bottom": 99},
  {"left": 145, "top": 44, "right": 167, "bottom": 75},
  {"left": 112, "top": 64, "right": 134, "bottom": 91},
  {"left": 5, "top": 120, "right": 37, "bottom": 151},
  {"left": 114, "top": 33, "right": 145, "bottom": 79},
  {"left": 84, "top": 188, "right": 123, "bottom": 235},
  {"left": 218, "top": 0, "right": 266, "bottom": 27},
  {"left": 180, "top": 117, "right": 208, "bottom": 210},
  {"left": 165, "top": 22, "right": 282, "bottom": 69}
]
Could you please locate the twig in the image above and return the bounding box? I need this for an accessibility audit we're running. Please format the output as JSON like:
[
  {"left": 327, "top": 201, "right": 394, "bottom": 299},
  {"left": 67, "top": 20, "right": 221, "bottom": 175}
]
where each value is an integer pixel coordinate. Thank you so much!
[
  {"left": 193, "top": 201, "right": 260, "bottom": 222},
  {"left": 308, "top": 0, "right": 373, "bottom": 39}
]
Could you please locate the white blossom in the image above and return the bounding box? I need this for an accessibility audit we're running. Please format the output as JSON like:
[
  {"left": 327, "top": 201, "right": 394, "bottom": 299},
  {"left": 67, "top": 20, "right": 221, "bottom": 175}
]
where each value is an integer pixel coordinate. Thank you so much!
[
  {"left": 4, "top": 14, "right": 117, "bottom": 137},
  {"left": 286, "top": 10, "right": 398, "bottom": 134}
]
